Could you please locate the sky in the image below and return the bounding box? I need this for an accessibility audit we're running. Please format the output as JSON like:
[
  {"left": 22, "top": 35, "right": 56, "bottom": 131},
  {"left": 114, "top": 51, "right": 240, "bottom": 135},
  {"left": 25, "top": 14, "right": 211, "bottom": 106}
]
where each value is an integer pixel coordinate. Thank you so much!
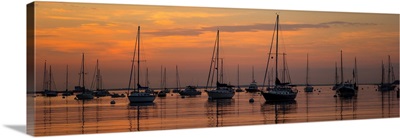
[{"left": 32, "top": 1, "right": 399, "bottom": 91}]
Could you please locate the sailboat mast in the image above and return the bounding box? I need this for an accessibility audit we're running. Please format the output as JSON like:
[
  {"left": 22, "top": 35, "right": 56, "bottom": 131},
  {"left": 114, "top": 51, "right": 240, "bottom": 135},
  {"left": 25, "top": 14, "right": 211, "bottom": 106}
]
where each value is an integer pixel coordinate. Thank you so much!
[
  {"left": 282, "top": 53, "right": 286, "bottom": 83},
  {"left": 388, "top": 55, "right": 391, "bottom": 84},
  {"left": 216, "top": 30, "right": 220, "bottom": 84},
  {"left": 275, "top": 14, "right": 279, "bottom": 84},
  {"left": 176, "top": 65, "right": 178, "bottom": 89},
  {"left": 160, "top": 65, "right": 163, "bottom": 89},
  {"left": 66, "top": 65, "right": 68, "bottom": 91},
  {"left": 49, "top": 65, "right": 52, "bottom": 91},
  {"left": 237, "top": 65, "right": 240, "bottom": 86},
  {"left": 221, "top": 58, "right": 224, "bottom": 83},
  {"left": 43, "top": 60, "right": 47, "bottom": 91},
  {"left": 164, "top": 67, "right": 167, "bottom": 89},
  {"left": 82, "top": 53, "right": 85, "bottom": 92},
  {"left": 340, "top": 50, "right": 343, "bottom": 84},
  {"left": 335, "top": 62, "right": 338, "bottom": 84},
  {"left": 252, "top": 66, "right": 255, "bottom": 82},
  {"left": 145, "top": 68, "right": 149, "bottom": 87},
  {"left": 381, "top": 60, "right": 385, "bottom": 85},
  {"left": 96, "top": 59, "right": 100, "bottom": 90},
  {"left": 137, "top": 26, "right": 141, "bottom": 89},
  {"left": 354, "top": 57, "right": 358, "bottom": 84},
  {"left": 306, "top": 53, "right": 309, "bottom": 85}
]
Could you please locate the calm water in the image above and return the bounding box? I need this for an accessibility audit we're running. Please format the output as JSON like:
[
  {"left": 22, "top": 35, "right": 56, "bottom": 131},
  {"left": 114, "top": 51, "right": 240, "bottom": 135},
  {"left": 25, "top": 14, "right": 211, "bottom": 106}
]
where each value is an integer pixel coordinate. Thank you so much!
[{"left": 32, "top": 85, "right": 399, "bottom": 136}]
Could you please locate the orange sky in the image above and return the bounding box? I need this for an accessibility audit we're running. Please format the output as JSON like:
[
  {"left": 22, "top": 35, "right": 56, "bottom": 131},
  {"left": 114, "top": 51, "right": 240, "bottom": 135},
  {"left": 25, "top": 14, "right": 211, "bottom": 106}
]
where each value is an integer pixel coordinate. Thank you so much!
[{"left": 33, "top": 2, "right": 399, "bottom": 90}]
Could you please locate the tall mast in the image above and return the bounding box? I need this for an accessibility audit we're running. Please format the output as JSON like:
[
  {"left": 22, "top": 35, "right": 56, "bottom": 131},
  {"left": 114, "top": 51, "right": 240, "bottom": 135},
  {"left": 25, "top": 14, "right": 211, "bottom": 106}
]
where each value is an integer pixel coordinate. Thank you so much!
[
  {"left": 96, "top": 59, "right": 99, "bottom": 90},
  {"left": 137, "top": 26, "right": 141, "bottom": 89},
  {"left": 66, "top": 65, "right": 68, "bottom": 91},
  {"left": 354, "top": 57, "right": 358, "bottom": 84},
  {"left": 340, "top": 50, "right": 343, "bottom": 84},
  {"left": 282, "top": 53, "right": 286, "bottom": 83},
  {"left": 49, "top": 65, "right": 52, "bottom": 91},
  {"left": 160, "top": 65, "right": 163, "bottom": 89},
  {"left": 216, "top": 30, "right": 220, "bottom": 85},
  {"left": 221, "top": 58, "right": 224, "bottom": 83},
  {"left": 381, "top": 60, "right": 384, "bottom": 85},
  {"left": 175, "top": 65, "right": 179, "bottom": 89},
  {"left": 306, "top": 53, "right": 309, "bottom": 85},
  {"left": 164, "top": 67, "right": 167, "bottom": 89},
  {"left": 145, "top": 68, "right": 149, "bottom": 87},
  {"left": 275, "top": 14, "right": 279, "bottom": 84},
  {"left": 237, "top": 64, "right": 240, "bottom": 86},
  {"left": 82, "top": 53, "right": 85, "bottom": 92},
  {"left": 43, "top": 60, "right": 47, "bottom": 91},
  {"left": 252, "top": 66, "right": 255, "bottom": 82},
  {"left": 99, "top": 69, "right": 102, "bottom": 89},
  {"left": 128, "top": 26, "right": 139, "bottom": 94},
  {"left": 335, "top": 62, "right": 338, "bottom": 84},
  {"left": 388, "top": 55, "right": 391, "bottom": 84}
]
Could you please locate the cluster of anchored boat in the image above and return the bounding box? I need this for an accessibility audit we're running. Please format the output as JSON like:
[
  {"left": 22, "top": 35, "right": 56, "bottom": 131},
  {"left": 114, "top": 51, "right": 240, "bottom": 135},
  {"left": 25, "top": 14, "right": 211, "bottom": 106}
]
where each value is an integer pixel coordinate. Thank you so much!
[{"left": 39, "top": 14, "right": 399, "bottom": 103}]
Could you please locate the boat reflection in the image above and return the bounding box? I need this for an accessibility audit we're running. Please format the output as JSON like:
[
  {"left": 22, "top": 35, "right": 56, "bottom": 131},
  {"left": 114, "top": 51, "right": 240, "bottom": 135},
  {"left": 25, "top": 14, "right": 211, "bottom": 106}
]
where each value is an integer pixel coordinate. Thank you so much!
[
  {"left": 335, "top": 96, "right": 357, "bottom": 120},
  {"left": 127, "top": 102, "right": 156, "bottom": 131},
  {"left": 261, "top": 100, "right": 297, "bottom": 124},
  {"left": 205, "top": 99, "right": 234, "bottom": 127}
]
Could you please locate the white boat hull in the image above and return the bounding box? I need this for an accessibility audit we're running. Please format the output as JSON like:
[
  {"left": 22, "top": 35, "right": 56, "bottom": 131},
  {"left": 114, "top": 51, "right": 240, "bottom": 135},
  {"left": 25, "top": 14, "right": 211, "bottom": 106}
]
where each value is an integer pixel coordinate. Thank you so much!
[{"left": 128, "top": 93, "right": 156, "bottom": 103}]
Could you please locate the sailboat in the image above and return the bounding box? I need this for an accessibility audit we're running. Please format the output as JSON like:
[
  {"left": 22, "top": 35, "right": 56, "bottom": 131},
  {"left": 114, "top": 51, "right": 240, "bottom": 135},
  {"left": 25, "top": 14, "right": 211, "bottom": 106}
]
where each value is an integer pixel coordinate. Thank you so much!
[
  {"left": 378, "top": 55, "right": 397, "bottom": 91},
  {"left": 332, "top": 62, "right": 340, "bottom": 90},
  {"left": 304, "top": 53, "right": 314, "bottom": 92},
  {"left": 335, "top": 50, "right": 357, "bottom": 97},
  {"left": 127, "top": 26, "right": 156, "bottom": 103},
  {"left": 261, "top": 14, "right": 298, "bottom": 101},
  {"left": 43, "top": 61, "right": 58, "bottom": 97},
  {"left": 91, "top": 59, "right": 110, "bottom": 97},
  {"left": 75, "top": 53, "right": 94, "bottom": 100},
  {"left": 205, "top": 30, "right": 235, "bottom": 99},
  {"left": 172, "top": 65, "right": 183, "bottom": 93},
  {"left": 245, "top": 66, "right": 260, "bottom": 92},
  {"left": 235, "top": 64, "right": 244, "bottom": 92},
  {"left": 158, "top": 67, "right": 168, "bottom": 97},
  {"left": 62, "top": 65, "right": 73, "bottom": 96}
]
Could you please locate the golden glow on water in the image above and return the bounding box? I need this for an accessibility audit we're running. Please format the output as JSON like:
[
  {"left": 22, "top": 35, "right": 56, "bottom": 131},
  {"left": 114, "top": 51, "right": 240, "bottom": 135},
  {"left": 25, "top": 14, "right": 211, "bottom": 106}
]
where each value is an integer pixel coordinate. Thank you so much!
[{"left": 33, "top": 85, "right": 399, "bottom": 136}]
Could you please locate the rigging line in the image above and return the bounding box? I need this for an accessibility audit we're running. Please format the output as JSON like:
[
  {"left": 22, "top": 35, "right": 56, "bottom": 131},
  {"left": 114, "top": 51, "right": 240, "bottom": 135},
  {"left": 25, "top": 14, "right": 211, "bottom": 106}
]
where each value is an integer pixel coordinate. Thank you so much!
[
  {"left": 206, "top": 30, "right": 218, "bottom": 89},
  {"left": 90, "top": 60, "right": 98, "bottom": 90},
  {"left": 262, "top": 15, "right": 277, "bottom": 91},
  {"left": 128, "top": 26, "right": 139, "bottom": 94}
]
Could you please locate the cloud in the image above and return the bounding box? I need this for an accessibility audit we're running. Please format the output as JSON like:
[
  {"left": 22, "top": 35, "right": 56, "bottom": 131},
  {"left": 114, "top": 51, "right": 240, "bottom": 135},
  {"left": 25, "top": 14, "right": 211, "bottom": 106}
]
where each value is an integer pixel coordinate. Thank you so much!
[
  {"left": 321, "top": 21, "right": 377, "bottom": 26},
  {"left": 144, "top": 21, "right": 377, "bottom": 36},
  {"left": 143, "top": 28, "right": 203, "bottom": 36}
]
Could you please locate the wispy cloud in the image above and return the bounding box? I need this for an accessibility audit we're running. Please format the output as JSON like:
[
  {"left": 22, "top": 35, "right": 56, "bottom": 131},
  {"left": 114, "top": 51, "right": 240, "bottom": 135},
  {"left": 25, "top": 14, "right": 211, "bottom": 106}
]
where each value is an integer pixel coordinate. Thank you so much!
[
  {"left": 144, "top": 21, "right": 377, "bottom": 36},
  {"left": 321, "top": 21, "right": 377, "bottom": 26}
]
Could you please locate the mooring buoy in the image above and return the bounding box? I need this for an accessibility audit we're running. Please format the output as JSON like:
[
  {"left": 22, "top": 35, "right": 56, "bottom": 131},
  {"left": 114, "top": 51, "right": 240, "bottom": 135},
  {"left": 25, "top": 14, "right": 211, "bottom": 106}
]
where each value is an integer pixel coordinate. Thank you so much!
[{"left": 249, "top": 98, "right": 255, "bottom": 103}]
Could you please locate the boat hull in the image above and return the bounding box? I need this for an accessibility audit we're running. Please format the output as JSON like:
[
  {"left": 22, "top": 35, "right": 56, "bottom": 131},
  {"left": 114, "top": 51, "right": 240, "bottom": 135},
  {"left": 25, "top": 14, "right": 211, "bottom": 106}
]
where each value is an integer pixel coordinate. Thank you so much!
[
  {"left": 157, "top": 92, "right": 167, "bottom": 97},
  {"left": 304, "top": 86, "right": 314, "bottom": 92},
  {"left": 179, "top": 90, "right": 201, "bottom": 96},
  {"left": 93, "top": 90, "right": 110, "bottom": 97},
  {"left": 245, "top": 88, "right": 260, "bottom": 92},
  {"left": 76, "top": 93, "right": 94, "bottom": 100},
  {"left": 378, "top": 84, "right": 396, "bottom": 92},
  {"left": 44, "top": 91, "right": 58, "bottom": 97},
  {"left": 128, "top": 94, "right": 156, "bottom": 103},
  {"left": 206, "top": 90, "right": 235, "bottom": 99},
  {"left": 235, "top": 88, "right": 244, "bottom": 92},
  {"left": 336, "top": 87, "right": 356, "bottom": 97},
  {"left": 262, "top": 91, "right": 297, "bottom": 101}
]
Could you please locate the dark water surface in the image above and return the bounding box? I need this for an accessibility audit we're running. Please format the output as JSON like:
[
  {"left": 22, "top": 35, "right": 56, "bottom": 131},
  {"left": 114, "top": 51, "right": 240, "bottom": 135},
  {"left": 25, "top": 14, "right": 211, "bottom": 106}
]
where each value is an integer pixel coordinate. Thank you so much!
[{"left": 33, "top": 85, "right": 399, "bottom": 136}]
